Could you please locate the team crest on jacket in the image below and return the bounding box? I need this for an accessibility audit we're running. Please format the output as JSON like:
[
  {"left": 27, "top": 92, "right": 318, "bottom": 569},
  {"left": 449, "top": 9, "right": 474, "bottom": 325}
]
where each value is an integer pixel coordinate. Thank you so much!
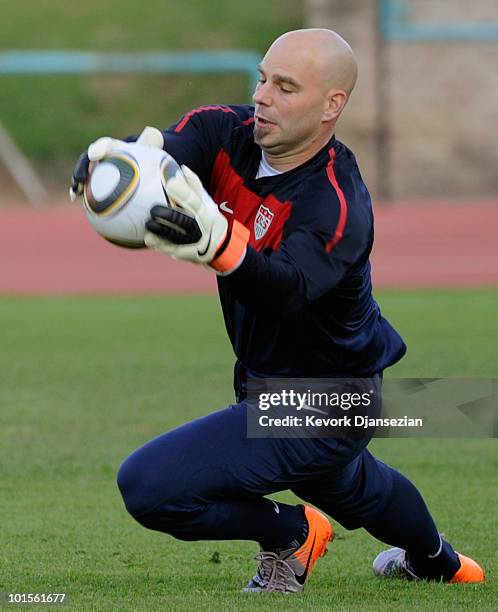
[{"left": 254, "top": 204, "right": 274, "bottom": 240}]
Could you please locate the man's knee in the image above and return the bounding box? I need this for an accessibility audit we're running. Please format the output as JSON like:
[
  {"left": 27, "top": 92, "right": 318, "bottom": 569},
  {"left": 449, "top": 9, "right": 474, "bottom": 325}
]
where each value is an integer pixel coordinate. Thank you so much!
[
  {"left": 116, "top": 445, "right": 206, "bottom": 537},
  {"left": 116, "top": 445, "right": 182, "bottom": 520},
  {"left": 117, "top": 452, "right": 155, "bottom": 518}
]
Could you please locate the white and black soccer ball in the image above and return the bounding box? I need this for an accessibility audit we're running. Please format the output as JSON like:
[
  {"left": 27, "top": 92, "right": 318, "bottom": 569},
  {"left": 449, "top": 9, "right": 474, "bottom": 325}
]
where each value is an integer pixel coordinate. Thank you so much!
[{"left": 83, "top": 142, "right": 180, "bottom": 248}]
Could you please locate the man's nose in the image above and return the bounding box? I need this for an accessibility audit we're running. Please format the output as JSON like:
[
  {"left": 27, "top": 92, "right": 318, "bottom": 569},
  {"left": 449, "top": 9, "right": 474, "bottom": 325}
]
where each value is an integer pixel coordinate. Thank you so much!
[{"left": 253, "top": 82, "right": 271, "bottom": 106}]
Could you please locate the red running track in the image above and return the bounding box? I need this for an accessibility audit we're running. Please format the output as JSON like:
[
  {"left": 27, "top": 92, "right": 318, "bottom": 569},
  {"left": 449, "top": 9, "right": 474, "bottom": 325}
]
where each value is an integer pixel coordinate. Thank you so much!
[{"left": 0, "top": 201, "right": 496, "bottom": 294}]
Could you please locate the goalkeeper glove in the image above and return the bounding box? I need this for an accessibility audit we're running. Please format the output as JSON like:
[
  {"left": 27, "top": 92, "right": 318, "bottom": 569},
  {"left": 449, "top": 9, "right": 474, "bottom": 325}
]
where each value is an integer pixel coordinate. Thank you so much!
[
  {"left": 69, "top": 127, "right": 164, "bottom": 202},
  {"left": 145, "top": 165, "right": 249, "bottom": 274}
]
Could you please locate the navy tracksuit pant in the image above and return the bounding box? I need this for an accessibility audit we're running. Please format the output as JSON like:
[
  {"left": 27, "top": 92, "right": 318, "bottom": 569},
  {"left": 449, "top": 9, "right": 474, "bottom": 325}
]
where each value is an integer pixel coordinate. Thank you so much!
[{"left": 117, "top": 371, "right": 460, "bottom": 580}]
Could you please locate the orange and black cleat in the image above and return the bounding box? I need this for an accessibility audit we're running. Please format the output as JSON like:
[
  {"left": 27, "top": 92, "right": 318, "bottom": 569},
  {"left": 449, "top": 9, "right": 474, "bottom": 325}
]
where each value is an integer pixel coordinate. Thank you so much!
[{"left": 243, "top": 505, "right": 333, "bottom": 593}]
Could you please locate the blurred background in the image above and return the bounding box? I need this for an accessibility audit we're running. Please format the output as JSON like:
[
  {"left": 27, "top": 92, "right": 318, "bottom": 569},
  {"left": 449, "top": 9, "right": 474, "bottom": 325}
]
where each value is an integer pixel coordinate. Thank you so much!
[
  {"left": 0, "top": 0, "right": 496, "bottom": 292},
  {"left": 1, "top": 0, "right": 498, "bottom": 203},
  {"left": 0, "top": 0, "right": 300, "bottom": 201}
]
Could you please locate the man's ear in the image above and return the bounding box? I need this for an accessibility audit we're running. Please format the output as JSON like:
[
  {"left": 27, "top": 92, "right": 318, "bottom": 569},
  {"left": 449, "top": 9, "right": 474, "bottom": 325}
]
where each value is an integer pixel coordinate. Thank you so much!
[{"left": 323, "top": 89, "right": 348, "bottom": 122}]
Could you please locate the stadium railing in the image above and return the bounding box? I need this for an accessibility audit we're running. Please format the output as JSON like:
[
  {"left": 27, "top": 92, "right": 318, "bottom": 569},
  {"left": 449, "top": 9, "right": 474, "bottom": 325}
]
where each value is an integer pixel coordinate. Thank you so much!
[{"left": 380, "top": 0, "right": 498, "bottom": 41}]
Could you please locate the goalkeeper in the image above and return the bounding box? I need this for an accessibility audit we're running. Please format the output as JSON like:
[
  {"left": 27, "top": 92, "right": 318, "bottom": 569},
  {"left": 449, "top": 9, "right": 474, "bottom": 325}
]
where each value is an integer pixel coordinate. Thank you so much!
[{"left": 72, "top": 28, "right": 484, "bottom": 592}]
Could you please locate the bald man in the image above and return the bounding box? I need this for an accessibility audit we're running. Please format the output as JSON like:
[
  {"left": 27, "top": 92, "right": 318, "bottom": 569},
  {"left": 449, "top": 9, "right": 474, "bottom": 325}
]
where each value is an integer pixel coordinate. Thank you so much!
[
  {"left": 72, "top": 29, "right": 484, "bottom": 592},
  {"left": 252, "top": 29, "right": 357, "bottom": 170}
]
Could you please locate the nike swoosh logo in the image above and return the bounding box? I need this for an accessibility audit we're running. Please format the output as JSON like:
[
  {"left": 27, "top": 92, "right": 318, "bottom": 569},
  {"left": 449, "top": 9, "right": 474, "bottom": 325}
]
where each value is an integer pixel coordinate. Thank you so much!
[
  {"left": 295, "top": 533, "right": 316, "bottom": 585},
  {"left": 271, "top": 500, "right": 280, "bottom": 514},
  {"left": 197, "top": 232, "right": 212, "bottom": 257},
  {"left": 219, "top": 202, "right": 233, "bottom": 214}
]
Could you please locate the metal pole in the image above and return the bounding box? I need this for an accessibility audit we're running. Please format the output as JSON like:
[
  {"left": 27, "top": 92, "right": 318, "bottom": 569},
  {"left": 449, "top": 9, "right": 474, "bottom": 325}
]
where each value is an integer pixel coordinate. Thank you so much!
[
  {"left": 375, "top": 0, "right": 391, "bottom": 200},
  {"left": 0, "top": 121, "right": 47, "bottom": 207}
]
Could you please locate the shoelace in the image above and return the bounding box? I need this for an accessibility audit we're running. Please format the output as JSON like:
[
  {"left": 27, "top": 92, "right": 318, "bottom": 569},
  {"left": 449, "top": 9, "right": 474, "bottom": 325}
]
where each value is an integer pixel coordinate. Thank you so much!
[
  {"left": 254, "top": 551, "right": 295, "bottom": 593},
  {"left": 389, "top": 551, "right": 419, "bottom": 579}
]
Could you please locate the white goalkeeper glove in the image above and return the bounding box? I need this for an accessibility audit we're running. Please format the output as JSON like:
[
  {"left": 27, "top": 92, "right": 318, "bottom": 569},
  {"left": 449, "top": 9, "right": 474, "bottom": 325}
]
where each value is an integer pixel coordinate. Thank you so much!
[
  {"left": 145, "top": 165, "right": 249, "bottom": 275},
  {"left": 69, "top": 126, "right": 164, "bottom": 202}
]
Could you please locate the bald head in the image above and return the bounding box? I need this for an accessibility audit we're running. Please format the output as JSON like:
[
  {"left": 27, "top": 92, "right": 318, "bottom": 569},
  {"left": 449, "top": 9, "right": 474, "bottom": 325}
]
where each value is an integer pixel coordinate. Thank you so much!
[
  {"left": 253, "top": 29, "right": 357, "bottom": 170},
  {"left": 267, "top": 29, "right": 358, "bottom": 96}
]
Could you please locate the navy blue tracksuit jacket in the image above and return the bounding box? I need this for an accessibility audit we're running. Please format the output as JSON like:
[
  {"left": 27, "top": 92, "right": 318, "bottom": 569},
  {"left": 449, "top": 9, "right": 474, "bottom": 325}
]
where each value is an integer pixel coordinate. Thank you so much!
[{"left": 160, "top": 104, "right": 406, "bottom": 378}]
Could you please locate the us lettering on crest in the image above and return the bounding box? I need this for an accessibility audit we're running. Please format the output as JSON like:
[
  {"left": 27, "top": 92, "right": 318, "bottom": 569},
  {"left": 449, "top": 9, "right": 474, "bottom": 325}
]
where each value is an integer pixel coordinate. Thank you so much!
[{"left": 254, "top": 204, "right": 274, "bottom": 240}]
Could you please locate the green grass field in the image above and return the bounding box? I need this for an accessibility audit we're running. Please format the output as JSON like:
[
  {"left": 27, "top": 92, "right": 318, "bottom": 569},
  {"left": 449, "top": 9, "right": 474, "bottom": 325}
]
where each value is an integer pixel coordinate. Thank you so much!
[{"left": 1, "top": 289, "right": 497, "bottom": 610}]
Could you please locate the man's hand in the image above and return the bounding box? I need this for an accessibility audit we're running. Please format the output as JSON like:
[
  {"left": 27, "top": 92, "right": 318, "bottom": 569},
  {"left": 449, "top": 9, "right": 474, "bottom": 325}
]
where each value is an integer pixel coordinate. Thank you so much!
[
  {"left": 69, "top": 127, "right": 164, "bottom": 202},
  {"left": 145, "top": 165, "right": 249, "bottom": 274},
  {"left": 69, "top": 150, "right": 91, "bottom": 202}
]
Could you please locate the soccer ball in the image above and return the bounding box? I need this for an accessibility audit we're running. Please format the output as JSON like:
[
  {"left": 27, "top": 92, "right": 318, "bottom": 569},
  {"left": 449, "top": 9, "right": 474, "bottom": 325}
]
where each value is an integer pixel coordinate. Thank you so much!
[{"left": 83, "top": 142, "right": 180, "bottom": 248}]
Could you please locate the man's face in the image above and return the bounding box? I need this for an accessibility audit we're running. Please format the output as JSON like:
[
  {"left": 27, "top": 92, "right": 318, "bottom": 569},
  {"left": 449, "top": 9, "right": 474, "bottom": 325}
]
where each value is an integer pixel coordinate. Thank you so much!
[{"left": 253, "top": 42, "right": 329, "bottom": 157}]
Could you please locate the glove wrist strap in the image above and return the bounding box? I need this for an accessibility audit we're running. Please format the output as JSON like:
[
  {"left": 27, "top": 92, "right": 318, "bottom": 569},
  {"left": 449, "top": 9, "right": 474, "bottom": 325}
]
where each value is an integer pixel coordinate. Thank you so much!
[{"left": 210, "top": 220, "right": 250, "bottom": 274}]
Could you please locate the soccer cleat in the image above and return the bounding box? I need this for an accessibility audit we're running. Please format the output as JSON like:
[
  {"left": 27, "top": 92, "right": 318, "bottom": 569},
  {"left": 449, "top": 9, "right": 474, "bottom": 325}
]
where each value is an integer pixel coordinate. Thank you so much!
[
  {"left": 373, "top": 547, "right": 485, "bottom": 583},
  {"left": 372, "top": 547, "right": 419, "bottom": 580},
  {"left": 243, "top": 505, "right": 333, "bottom": 593},
  {"left": 449, "top": 553, "right": 485, "bottom": 583}
]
